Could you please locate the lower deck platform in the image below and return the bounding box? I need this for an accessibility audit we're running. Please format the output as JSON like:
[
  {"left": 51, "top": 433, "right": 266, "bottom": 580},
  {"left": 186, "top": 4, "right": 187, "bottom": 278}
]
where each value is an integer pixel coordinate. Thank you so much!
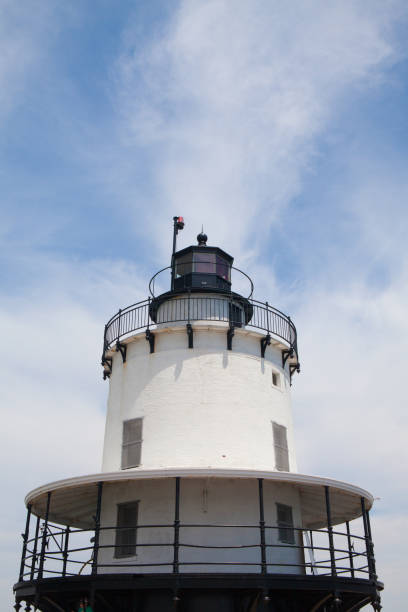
[{"left": 14, "top": 573, "right": 383, "bottom": 611}]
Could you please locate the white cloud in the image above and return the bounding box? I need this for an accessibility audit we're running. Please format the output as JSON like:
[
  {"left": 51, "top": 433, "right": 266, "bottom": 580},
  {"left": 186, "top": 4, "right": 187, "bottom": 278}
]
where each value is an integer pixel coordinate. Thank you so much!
[
  {"left": 0, "top": 1, "right": 62, "bottom": 121},
  {"left": 0, "top": 255, "right": 145, "bottom": 608},
  {"left": 287, "top": 164, "right": 408, "bottom": 610},
  {"left": 113, "top": 0, "right": 401, "bottom": 260}
]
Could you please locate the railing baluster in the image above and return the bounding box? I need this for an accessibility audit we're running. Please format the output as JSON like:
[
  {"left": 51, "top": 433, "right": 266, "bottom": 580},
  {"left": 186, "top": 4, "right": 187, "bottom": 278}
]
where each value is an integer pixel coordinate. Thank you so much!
[
  {"left": 173, "top": 477, "right": 181, "bottom": 574},
  {"left": 19, "top": 504, "right": 32, "bottom": 581},
  {"left": 117, "top": 308, "right": 122, "bottom": 342},
  {"left": 62, "top": 526, "right": 70, "bottom": 577},
  {"left": 365, "top": 506, "right": 377, "bottom": 581},
  {"left": 324, "top": 486, "right": 336, "bottom": 577},
  {"left": 30, "top": 516, "right": 40, "bottom": 580},
  {"left": 346, "top": 521, "right": 355, "bottom": 578},
  {"left": 258, "top": 479, "right": 267, "bottom": 575},
  {"left": 92, "top": 482, "right": 104, "bottom": 575},
  {"left": 309, "top": 530, "right": 314, "bottom": 574},
  {"left": 38, "top": 492, "right": 51, "bottom": 579},
  {"left": 361, "top": 497, "right": 376, "bottom": 580}
]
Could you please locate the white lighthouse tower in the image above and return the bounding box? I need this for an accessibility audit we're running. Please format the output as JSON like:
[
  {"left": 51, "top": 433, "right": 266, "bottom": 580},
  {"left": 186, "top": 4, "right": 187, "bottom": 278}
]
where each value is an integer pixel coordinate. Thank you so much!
[{"left": 14, "top": 218, "right": 383, "bottom": 611}]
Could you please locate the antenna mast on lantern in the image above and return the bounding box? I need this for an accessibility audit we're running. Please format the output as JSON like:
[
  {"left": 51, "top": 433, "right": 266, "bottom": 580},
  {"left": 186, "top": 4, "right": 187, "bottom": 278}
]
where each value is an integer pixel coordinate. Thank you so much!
[{"left": 171, "top": 215, "right": 184, "bottom": 290}]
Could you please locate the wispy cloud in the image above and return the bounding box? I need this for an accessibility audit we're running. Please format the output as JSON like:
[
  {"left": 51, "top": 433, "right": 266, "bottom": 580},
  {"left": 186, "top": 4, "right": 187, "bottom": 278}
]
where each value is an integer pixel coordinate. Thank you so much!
[
  {"left": 0, "top": 1, "right": 61, "bottom": 121},
  {"left": 113, "top": 0, "right": 401, "bottom": 261}
]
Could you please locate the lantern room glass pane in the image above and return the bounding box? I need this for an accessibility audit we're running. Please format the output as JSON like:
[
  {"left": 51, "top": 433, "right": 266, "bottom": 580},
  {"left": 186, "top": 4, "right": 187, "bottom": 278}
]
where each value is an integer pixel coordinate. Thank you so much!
[
  {"left": 175, "top": 253, "right": 193, "bottom": 277},
  {"left": 216, "top": 255, "right": 230, "bottom": 281},
  {"left": 194, "top": 252, "right": 216, "bottom": 273}
]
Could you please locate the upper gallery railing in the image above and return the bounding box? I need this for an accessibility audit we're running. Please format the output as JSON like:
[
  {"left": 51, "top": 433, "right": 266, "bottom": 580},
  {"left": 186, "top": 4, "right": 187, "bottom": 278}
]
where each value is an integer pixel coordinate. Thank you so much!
[{"left": 102, "top": 295, "right": 298, "bottom": 369}]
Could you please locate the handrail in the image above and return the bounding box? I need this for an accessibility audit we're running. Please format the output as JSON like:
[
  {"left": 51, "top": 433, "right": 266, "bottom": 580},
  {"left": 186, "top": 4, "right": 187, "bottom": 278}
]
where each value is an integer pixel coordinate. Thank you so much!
[
  {"left": 101, "top": 295, "right": 299, "bottom": 370},
  {"left": 19, "top": 521, "right": 371, "bottom": 582},
  {"left": 148, "top": 263, "right": 255, "bottom": 299}
]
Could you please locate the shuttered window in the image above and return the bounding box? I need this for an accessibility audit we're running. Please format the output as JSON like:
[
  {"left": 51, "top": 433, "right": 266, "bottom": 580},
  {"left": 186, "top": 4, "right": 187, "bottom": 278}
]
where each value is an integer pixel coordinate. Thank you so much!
[
  {"left": 276, "top": 503, "right": 295, "bottom": 544},
  {"left": 114, "top": 501, "right": 139, "bottom": 558},
  {"left": 121, "top": 418, "right": 143, "bottom": 469},
  {"left": 272, "top": 422, "right": 289, "bottom": 471}
]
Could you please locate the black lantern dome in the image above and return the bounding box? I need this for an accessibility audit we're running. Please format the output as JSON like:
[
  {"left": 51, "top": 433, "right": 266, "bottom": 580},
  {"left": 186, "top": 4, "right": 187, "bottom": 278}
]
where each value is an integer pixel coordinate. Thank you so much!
[
  {"left": 172, "top": 234, "right": 233, "bottom": 293},
  {"left": 196, "top": 231, "right": 208, "bottom": 246}
]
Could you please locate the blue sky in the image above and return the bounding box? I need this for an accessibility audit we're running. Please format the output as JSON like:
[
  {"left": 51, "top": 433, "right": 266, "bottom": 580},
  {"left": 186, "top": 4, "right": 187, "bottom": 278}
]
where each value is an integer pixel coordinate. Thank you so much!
[{"left": 1, "top": 1, "right": 408, "bottom": 609}]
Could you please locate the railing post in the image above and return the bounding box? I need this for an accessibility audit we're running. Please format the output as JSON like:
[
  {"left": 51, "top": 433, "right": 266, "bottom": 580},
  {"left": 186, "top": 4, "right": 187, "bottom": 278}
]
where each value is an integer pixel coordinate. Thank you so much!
[
  {"left": 346, "top": 521, "right": 355, "bottom": 578},
  {"left": 173, "top": 477, "right": 181, "bottom": 574},
  {"left": 365, "top": 507, "right": 378, "bottom": 581},
  {"left": 38, "top": 492, "right": 51, "bottom": 579},
  {"left": 324, "top": 486, "right": 336, "bottom": 577},
  {"left": 102, "top": 324, "right": 106, "bottom": 365},
  {"left": 117, "top": 308, "right": 122, "bottom": 342},
  {"left": 30, "top": 516, "right": 40, "bottom": 580},
  {"left": 361, "top": 497, "right": 376, "bottom": 581},
  {"left": 258, "top": 479, "right": 267, "bottom": 574},
  {"left": 92, "top": 481, "right": 104, "bottom": 575},
  {"left": 309, "top": 530, "right": 315, "bottom": 575},
  {"left": 287, "top": 315, "right": 292, "bottom": 348},
  {"left": 186, "top": 291, "right": 194, "bottom": 349},
  {"left": 19, "top": 504, "right": 32, "bottom": 581},
  {"left": 265, "top": 301, "right": 270, "bottom": 334},
  {"left": 62, "top": 526, "right": 70, "bottom": 577}
]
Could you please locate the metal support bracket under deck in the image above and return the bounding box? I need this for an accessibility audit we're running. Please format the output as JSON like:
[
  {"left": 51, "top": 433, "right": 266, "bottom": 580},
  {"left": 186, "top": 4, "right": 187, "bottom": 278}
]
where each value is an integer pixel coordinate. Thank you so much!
[
  {"left": 145, "top": 329, "right": 155, "bottom": 353},
  {"left": 227, "top": 324, "right": 235, "bottom": 350},
  {"left": 102, "top": 357, "right": 112, "bottom": 379},
  {"left": 186, "top": 324, "right": 193, "bottom": 349},
  {"left": 289, "top": 363, "right": 300, "bottom": 385},
  {"left": 281, "top": 348, "right": 294, "bottom": 369},
  {"left": 260, "top": 334, "right": 271, "bottom": 358},
  {"left": 116, "top": 341, "right": 127, "bottom": 363}
]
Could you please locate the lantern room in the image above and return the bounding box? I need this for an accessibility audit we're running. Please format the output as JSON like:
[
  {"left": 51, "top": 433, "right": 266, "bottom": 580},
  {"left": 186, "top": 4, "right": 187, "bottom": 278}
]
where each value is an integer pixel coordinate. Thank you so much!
[{"left": 172, "top": 232, "right": 233, "bottom": 293}]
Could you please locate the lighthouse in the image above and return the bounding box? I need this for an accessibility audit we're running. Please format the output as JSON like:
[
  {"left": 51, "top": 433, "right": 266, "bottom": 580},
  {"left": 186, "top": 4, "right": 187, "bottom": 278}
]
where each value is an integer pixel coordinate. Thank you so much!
[{"left": 14, "top": 218, "right": 382, "bottom": 611}]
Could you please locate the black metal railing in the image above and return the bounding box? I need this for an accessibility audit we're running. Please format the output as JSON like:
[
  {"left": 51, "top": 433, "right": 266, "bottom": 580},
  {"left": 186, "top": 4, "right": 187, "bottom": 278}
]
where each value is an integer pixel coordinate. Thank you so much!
[
  {"left": 148, "top": 263, "right": 254, "bottom": 298},
  {"left": 102, "top": 296, "right": 298, "bottom": 368},
  {"left": 18, "top": 483, "right": 377, "bottom": 585},
  {"left": 20, "top": 522, "right": 373, "bottom": 581}
]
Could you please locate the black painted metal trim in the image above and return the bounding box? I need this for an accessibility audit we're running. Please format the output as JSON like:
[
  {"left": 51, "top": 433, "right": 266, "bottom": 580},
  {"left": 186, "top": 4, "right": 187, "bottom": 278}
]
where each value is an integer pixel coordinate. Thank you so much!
[
  {"left": 186, "top": 323, "right": 193, "bottom": 348},
  {"left": 115, "top": 341, "right": 127, "bottom": 363},
  {"left": 227, "top": 324, "right": 234, "bottom": 350},
  {"left": 145, "top": 329, "right": 155, "bottom": 353},
  {"left": 260, "top": 334, "right": 271, "bottom": 359}
]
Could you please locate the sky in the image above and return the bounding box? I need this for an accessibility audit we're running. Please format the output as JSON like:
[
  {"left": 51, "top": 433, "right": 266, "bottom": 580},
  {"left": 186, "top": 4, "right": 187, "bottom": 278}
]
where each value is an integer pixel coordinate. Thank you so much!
[{"left": 1, "top": 0, "right": 408, "bottom": 609}]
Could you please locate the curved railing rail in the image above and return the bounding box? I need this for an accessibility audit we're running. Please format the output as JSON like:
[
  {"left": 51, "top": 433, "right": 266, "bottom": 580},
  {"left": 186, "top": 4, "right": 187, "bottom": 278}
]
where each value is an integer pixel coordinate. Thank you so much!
[
  {"left": 19, "top": 521, "right": 371, "bottom": 582},
  {"left": 102, "top": 295, "right": 298, "bottom": 370},
  {"left": 148, "top": 263, "right": 255, "bottom": 298}
]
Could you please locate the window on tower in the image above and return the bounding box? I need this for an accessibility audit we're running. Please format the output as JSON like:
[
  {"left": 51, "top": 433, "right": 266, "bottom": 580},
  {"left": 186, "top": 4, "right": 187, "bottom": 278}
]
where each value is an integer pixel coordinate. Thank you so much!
[
  {"left": 276, "top": 503, "right": 295, "bottom": 544},
  {"left": 272, "top": 422, "right": 289, "bottom": 471},
  {"left": 121, "top": 418, "right": 143, "bottom": 469},
  {"left": 272, "top": 371, "right": 281, "bottom": 387},
  {"left": 114, "top": 501, "right": 139, "bottom": 558}
]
